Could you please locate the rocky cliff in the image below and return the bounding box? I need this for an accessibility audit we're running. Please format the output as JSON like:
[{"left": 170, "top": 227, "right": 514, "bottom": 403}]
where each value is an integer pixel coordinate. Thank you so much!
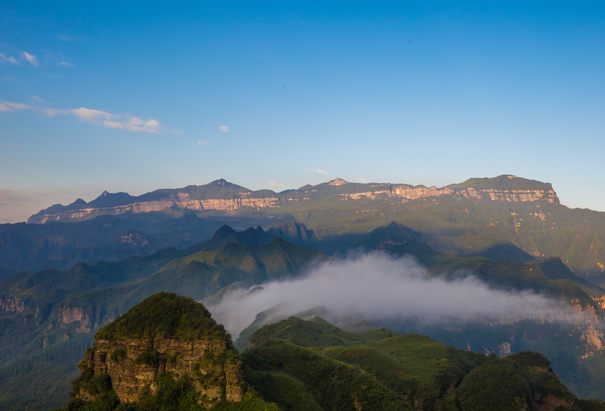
[
  {"left": 79, "top": 335, "right": 244, "bottom": 406},
  {"left": 70, "top": 292, "right": 245, "bottom": 409},
  {"left": 28, "top": 175, "right": 560, "bottom": 223}
]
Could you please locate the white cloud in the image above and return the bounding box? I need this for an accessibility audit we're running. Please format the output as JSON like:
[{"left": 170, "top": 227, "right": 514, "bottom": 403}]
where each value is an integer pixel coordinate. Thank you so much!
[
  {"left": 69, "top": 107, "right": 162, "bottom": 133},
  {"left": 31, "top": 96, "right": 44, "bottom": 103},
  {"left": 71, "top": 107, "right": 110, "bottom": 122},
  {"left": 22, "top": 52, "right": 38, "bottom": 66},
  {"left": 197, "top": 140, "right": 210, "bottom": 145},
  {"left": 266, "top": 180, "right": 281, "bottom": 188},
  {"left": 317, "top": 169, "right": 328, "bottom": 176},
  {"left": 58, "top": 61, "right": 73, "bottom": 67},
  {"left": 359, "top": 177, "right": 369, "bottom": 182},
  {"left": 0, "top": 52, "right": 19, "bottom": 64},
  {"left": 102, "top": 117, "right": 160, "bottom": 133},
  {"left": 210, "top": 253, "right": 584, "bottom": 337},
  {"left": 219, "top": 125, "right": 230, "bottom": 133},
  {"left": 1, "top": 98, "right": 164, "bottom": 133},
  {"left": 0, "top": 100, "right": 30, "bottom": 112}
]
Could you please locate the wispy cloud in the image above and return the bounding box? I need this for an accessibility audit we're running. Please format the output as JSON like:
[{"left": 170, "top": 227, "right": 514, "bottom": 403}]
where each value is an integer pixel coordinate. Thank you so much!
[
  {"left": 0, "top": 98, "right": 164, "bottom": 133},
  {"left": 0, "top": 100, "right": 30, "bottom": 112},
  {"left": 8, "top": 141, "right": 19, "bottom": 147},
  {"left": 69, "top": 108, "right": 161, "bottom": 133},
  {"left": 70, "top": 107, "right": 111, "bottom": 122},
  {"left": 219, "top": 125, "right": 230, "bottom": 133},
  {"left": 58, "top": 35, "right": 84, "bottom": 42},
  {"left": 0, "top": 190, "right": 33, "bottom": 206},
  {"left": 22, "top": 52, "right": 38, "bottom": 66},
  {"left": 266, "top": 180, "right": 281, "bottom": 188},
  {"left": 31, "top": 96, "right": 44, "bottom": 103},
  {"left": 359, "top": 177, "right": 369, "bottom": 182},
  {"left": 317, "top": 169, "right": 328, "bottom": 176},
  {"left": 44, "top": 108, "right": 69, "bottom": 117},
  {"left": 58, "top": 61, "right": 73, "bottom": 67},
  {"left": 197, "top": 140, "right": 210, "bottom": 145},
  {"left": 0, "top": 52, "right": 19, "bottom": 64}
]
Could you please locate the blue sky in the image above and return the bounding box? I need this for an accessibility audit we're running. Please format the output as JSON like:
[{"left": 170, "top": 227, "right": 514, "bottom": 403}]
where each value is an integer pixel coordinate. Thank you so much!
[{"left": 1, "top": 2, "right": 604, "bottom": 222}]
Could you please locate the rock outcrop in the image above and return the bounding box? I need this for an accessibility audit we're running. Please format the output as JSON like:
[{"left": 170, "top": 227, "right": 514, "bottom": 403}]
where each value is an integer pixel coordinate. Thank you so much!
[
  {"left": 81, "top": 335, "right": 244, "bottom": 406},
  {"left": 72, "top": 292, "right": 245, "bottom": 408}
]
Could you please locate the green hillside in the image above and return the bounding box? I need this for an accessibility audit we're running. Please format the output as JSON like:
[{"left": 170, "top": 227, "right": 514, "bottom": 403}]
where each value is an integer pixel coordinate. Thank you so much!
[
  {"left": 245, "top": 317, "right": 605, "bottom": 411},
  {"left": 244, "top": 339, "right": 413, "bottom": 411}
]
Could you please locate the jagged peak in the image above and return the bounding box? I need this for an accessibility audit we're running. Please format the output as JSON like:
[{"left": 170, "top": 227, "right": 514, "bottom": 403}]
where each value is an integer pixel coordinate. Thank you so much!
[{"left": 211, "top": 225, "right": 238, "bottom": 239}]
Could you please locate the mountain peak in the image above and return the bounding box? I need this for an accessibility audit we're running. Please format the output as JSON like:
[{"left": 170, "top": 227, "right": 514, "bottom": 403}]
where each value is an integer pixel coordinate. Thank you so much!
[
  {"left": 213, "top": 179, "right": 229, "bottom": 186},
  {"left": 329, "top": 178, "right": 347, "bottom": 186},
  {"left": 95, "top": 292, "right": 223, "bottom": 340}
]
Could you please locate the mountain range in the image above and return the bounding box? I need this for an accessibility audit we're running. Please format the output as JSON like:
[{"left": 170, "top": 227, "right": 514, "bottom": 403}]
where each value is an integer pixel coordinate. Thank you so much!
[{"left": 5, "top": 175, "right": 603, "bottom": 284}]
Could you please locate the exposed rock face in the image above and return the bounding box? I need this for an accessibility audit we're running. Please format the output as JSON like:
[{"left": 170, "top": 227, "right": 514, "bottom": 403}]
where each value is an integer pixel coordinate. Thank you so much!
[
  {"left": 0, "top": 296, "right": 26, "bottom": 313},
  {"left": 532, "top": 394, "right": 573, "bottom": 411},
  {"left": 347, "top": 184, "right": 559, "bottom": 203},
  {"left": 30, "top": 195, "right": 283, "bottom": 224},
  {"left": 58, "top": 307, "right": 90, "bottom": 332},
  {"left": 81, "top": 335, "right": 244, "bottom": 407}
]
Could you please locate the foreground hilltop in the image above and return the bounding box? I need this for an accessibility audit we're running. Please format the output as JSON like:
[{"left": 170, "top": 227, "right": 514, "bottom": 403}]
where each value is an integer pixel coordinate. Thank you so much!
[
  {"left": 28, "top": 175, "right": 558, "bottom": 224},
  {"left": 67, "top": 293, "right": 259, "bottom": 410}
]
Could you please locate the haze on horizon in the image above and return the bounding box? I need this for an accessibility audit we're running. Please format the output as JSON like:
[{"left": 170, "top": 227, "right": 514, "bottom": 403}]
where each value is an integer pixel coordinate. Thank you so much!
[{"left": 1, "top": 2, "right": 605, "bottom": 223}]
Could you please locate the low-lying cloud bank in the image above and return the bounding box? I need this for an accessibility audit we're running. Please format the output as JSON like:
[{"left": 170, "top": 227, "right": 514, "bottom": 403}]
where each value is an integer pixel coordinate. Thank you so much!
[{"left": 209, "top": 253, "right": 584, "bottom": 337}]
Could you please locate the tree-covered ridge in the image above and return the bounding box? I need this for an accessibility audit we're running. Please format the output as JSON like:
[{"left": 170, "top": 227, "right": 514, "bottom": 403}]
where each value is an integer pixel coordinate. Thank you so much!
[
  {"left": 447, "top": 174, "right": 554, "bottom": 191},
  {"left": 95, "top": 292, "right": 227, "bottom": 341},
  {"left": 244, "top": 339, "right": 414, "bottom": 411},
  {"left": 245, "top": 317, "right": 605, "bottom": 411}
]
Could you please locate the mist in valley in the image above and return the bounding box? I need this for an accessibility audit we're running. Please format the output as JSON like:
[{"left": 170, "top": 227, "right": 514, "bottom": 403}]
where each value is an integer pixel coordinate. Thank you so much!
[{"left": 208, "top": 252, "right": 585, "bottom": 338}]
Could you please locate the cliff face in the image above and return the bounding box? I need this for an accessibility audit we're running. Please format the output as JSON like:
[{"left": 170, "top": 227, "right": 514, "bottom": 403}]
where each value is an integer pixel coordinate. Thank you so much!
[
  {"left": 80, "top": 335, "right": 244, "bottom": 407},
  {"left": 343, "top": 184, "right": 559, "bottom": 203},
  {"left": 28, "top": 176, "right": 560, "bottom": 223}
]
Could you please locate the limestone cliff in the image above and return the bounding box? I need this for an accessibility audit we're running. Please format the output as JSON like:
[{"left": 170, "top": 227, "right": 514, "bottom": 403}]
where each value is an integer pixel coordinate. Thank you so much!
[{"left": 71, "top": 292, "right": 244, "bottom": 409}]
